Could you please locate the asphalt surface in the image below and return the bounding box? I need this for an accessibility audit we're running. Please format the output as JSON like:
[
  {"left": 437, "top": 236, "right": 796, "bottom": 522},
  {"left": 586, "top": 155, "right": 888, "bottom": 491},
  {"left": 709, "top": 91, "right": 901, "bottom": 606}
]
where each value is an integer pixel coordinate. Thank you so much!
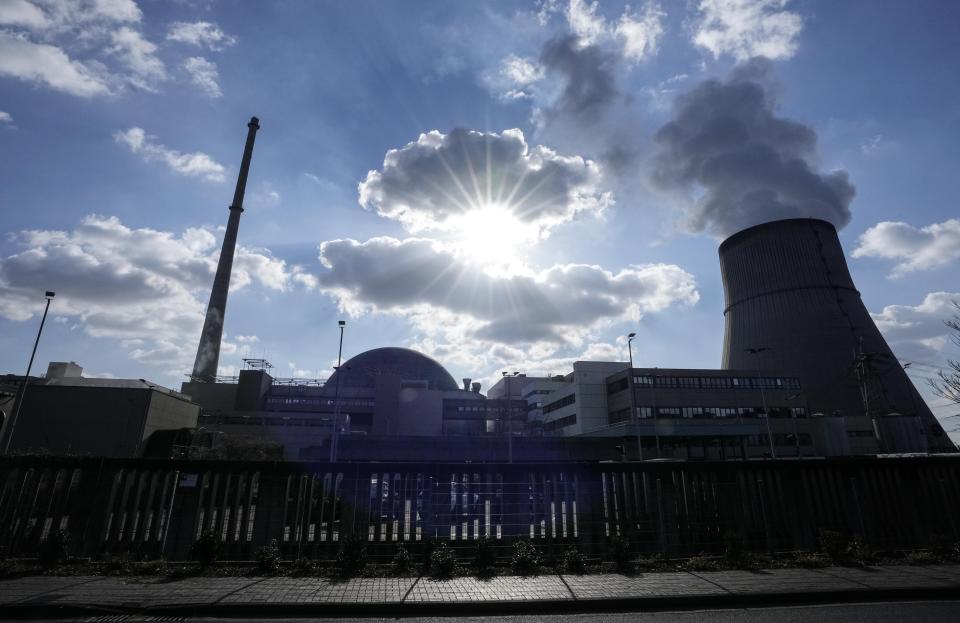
[{"left": 4, "top": 600, "right": 960, "bottom": 622}]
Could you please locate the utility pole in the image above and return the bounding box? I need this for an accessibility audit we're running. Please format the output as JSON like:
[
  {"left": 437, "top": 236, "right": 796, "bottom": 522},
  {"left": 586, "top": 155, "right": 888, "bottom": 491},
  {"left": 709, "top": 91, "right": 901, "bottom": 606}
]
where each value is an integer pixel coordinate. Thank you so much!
[
  {"left": 502, "top": 371, "right": 519, "bottom": 464},
  {"left": 3, "top": 291, "right": 54, "bottom": 454},
  {"left": 329, "top": 320, "right": 346, "bottom": 463},
  {"left": 745, "top": 347, "right": 776, "bottom": 458},
  {"left": 626, "top": 332, "right": 643, "bottom": 461}
]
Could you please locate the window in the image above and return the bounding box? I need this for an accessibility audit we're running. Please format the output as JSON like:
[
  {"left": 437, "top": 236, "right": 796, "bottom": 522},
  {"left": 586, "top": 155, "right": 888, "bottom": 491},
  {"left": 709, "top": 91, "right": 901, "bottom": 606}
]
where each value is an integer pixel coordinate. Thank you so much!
[
  {"left": 636, "top": 406, "right": 653, "bottom": 419},
  {"left": 657, "top": 407, "right": 681, "bottom": 418},
  {"left": 609, "top": 408, "right": 631, "bottom": 425},
  {"left": 543, "top": 393, "right": 575, "bottom": 414},
  {"left": 544, "top": 414, "right": 577, "bottom": 431},
  {"left": 633, "top": 375, "right": 653, "bottom": 386},
  {"left": 607, "top": 377, "right": 629, "bottom": 394}
]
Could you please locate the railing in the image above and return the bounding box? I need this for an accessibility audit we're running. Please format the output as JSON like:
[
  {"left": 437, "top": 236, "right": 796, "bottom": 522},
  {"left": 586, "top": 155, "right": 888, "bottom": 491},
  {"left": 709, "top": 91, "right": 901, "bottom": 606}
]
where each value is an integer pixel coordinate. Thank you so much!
[{"left": 0, "top": 455, "right": 958, "bottom": 561}]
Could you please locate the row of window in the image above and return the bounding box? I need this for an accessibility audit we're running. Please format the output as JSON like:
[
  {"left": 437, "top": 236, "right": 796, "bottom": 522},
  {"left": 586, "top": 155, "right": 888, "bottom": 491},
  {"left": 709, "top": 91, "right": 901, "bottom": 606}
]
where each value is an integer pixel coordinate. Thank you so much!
[
  {"left": 609, "top": 405, "right": 808, "bottom": 424},
  {"left": 544, "top": 414, "right": 577, "bottom": 431},
  {"left": 543, "top": 393, "right": 576, "bottom": 414},
  {"left": 198, "top": 413, "right": 375, "bottom": 427},
  {"left": 609, "top": 375, "right": 801, "bottom": 393},
  {"left": 264, "top": 397, "right": 375, "bottom": 408}
]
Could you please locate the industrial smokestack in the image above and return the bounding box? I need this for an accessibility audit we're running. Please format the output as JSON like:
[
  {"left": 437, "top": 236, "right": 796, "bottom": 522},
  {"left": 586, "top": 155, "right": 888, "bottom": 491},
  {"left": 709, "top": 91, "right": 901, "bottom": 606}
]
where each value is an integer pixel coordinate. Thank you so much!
[
  {"left": 190, "top": 117, "right": 260, "bottom": 383},
  {"left": 720, "top": 218, "right": 952, "bottom": 451}
]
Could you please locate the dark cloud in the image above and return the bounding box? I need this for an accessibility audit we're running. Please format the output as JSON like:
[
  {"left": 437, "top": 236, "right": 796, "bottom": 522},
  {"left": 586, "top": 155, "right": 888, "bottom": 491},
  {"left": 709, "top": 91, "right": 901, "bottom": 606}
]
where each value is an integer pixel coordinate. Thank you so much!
[
  {"left": 318, "top": 236, "right": 698, "bottom": 345},
  {"left": 651, "top": 58, "right": 855, "bottom": 238},
  {"left": 358, "top": 127, "right": 609, "bottom": 235},
  {"left": 536, "top": 35, "right": 642, "bottom": 174}
]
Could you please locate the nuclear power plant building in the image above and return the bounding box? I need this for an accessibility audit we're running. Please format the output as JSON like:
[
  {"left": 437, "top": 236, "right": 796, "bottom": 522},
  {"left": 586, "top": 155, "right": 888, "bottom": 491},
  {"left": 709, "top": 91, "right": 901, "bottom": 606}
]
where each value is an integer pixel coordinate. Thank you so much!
[{"left": 178, "top": 217, "right": 953, "bottom": 461}]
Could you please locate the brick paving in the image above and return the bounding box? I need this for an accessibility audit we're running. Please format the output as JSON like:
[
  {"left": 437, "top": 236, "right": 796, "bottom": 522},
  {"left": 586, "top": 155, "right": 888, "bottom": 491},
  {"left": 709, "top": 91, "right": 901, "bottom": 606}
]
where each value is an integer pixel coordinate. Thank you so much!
[{"left": 1, "top": 566, "right": 958, "bottom": 611}]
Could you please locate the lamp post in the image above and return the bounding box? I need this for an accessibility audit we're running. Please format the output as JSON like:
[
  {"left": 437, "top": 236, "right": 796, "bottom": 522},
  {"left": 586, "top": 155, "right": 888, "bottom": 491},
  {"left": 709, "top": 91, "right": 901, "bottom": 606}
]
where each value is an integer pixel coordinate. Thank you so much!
[
  {"left": 3, "top": 291, "right": 54, "bottom": 454},
  {"left": 502, "top": 371, "right": 519, "bottom": 464},
  {"left": 745, "top": 347, "right": 776, "bottom": 458},
  {"left": 328, "top": 320, "right": 346, "bottom": 463},
  {"left": 626, "top": 332, "right": 643, "bottom": 461}
]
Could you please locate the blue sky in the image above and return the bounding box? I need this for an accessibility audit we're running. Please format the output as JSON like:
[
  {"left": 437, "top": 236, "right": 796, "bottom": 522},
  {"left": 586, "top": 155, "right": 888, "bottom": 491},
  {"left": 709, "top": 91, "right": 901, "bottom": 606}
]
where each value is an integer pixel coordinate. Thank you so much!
[{"left": 1, "top": 0, "right": 958, "bottom": 441}]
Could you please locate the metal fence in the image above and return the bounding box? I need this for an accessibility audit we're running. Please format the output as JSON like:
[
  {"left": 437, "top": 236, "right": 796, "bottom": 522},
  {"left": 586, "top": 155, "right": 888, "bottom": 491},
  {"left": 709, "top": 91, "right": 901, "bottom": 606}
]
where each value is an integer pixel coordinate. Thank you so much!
[{"left": 1, "top": 455, "right": 958, "bottom": 561}]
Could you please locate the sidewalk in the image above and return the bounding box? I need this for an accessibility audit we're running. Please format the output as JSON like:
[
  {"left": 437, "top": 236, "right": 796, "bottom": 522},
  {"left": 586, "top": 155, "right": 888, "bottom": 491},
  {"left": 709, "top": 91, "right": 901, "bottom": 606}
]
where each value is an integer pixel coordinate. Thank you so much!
[{"left": 1, "top": 565, "right": 959, "bottom": 617}]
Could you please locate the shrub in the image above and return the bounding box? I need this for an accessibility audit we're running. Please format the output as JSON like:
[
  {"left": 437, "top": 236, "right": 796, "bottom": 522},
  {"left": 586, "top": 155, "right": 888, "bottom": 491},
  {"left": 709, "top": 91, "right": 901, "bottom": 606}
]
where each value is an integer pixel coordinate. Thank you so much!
[
  {"left": 430, "top": 542, "right": 457, "bottom": 579},
  {"left": 335, "top": 536, "right": 368, "bottom": 577},
  {"left": 38, "top": 530, "right": 70, "bottom": 567},
  {"left": 511, "top": 540, "right": 541, "bottom": 576},
  {"left": 794, "top": 551, "right": 828, "bottom": 568},
  {"left": 818, "top": 529, "right": 846, "bottom": 562},
  {"left": 684, "top": 554, "right": 717, "bottom": 572},
  {"left": 393, "top": 545, "right": 412, "bottom": 575},
  {"left": 906, "top": 550, "right": 937, "bottom": 565},
  {"left": 608, "top": 535, "right": 634, "bottom": 574},
  {"left": 561, "top": 546, "right": 587, "bottom": 574},
  {"left": 635, "top": 553, "right": 665, "bottom": 571},
  {"left": 190, "top": 531, "right": 221, "bottom": 568},
  {"left": 472, "top": 538, "right": 497, "bottom": 575},
  {"left": 845, "top": 534, "right": 874, "bottom": 565},
  {"left": 255, "top": 539, "right": 282, "bottom": 575}
]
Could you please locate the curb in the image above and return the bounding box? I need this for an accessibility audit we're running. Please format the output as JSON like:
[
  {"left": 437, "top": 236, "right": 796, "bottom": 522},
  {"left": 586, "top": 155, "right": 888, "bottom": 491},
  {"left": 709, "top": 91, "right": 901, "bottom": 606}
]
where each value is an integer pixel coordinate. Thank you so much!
[{"left": 1, "top": 586, "right": 958, "bottom": 619}]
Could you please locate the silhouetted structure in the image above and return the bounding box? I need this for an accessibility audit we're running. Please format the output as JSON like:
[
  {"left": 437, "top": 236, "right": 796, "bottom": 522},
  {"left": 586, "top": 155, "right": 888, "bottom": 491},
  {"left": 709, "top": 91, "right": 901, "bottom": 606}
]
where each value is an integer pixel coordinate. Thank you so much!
[
  {"left": 191, "top": 117, "right": 260, "bottom": 383},
  {"left": 720, "top": 218, "right": 952, "bottom": 452}
]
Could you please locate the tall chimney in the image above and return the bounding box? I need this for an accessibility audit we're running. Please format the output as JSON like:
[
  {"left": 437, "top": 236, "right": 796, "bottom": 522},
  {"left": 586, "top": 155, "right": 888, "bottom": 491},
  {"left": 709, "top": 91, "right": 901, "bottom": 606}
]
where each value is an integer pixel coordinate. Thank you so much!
[{"left": 190, "top": 116, "right": 260, "bottom": 383}]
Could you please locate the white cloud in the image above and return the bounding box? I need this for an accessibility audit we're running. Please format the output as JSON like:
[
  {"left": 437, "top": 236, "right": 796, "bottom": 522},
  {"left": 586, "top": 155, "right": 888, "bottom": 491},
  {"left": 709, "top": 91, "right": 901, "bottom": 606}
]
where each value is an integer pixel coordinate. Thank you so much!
[
  {"left": 615, "top": 3, "right": 665, "bottom": 62},
  {"left": 853, "top": 219, "right": 960, "bottom": 277},
  {"left": 693, "top": 0, "right": 803, "bottom": 61},
  {"left": 547, "top": 0, "right": 665, "bottom": 62},
  {"left": 358, "top": 128, "right": 612, "bottom": 237},
  {"left": 318, "top": 236, "right": 698, "bottom": 345},
  {"left": 114, "top": 126, "right": 226, "bottom": 182},
  {"left": 501, "top": 54, "right": 543, "bottom": 85},
  {"left": 107, "top": 25, "right": 165, "bottom": 90},
  {"left": 0, "top": 215, "right": 314, "bottom": 376},
  {"left": 0, "top": 110, "right": 12, "bottom": 123},
  {"left": 166, "top": 20, "right": 236, "bottom": 50},
  {"left": 565, "top": 0, "right": 607, "bottom": 46},
  {"left": 0, "top": 0, "right": 48, "bottom": 28},
  {"left": 872, "top": 292, "right": 960, "bottom": 365},
  {"left": 859, "top": 133, "right": 900, "bottom": 157},
  {"left": 183, "top": 55, "right": 221, "bottom": 98},
  {"left": 0, "top": 30, "right": 110, "bottom": 96}
]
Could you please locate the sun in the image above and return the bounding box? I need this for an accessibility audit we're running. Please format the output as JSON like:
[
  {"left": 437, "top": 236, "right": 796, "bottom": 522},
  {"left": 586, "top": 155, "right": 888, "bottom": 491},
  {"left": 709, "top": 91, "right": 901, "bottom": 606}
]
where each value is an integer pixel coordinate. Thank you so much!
[{"left": 448, "top": 203, "right": 536, "bottom": 271}]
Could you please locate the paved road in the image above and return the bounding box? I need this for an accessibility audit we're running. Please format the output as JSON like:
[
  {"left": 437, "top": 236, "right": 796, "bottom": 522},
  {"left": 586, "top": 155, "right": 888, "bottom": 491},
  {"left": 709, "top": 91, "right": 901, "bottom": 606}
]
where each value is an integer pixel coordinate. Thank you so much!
[{"left": 5, "top": 600, "right": 960, "bottom": 622}]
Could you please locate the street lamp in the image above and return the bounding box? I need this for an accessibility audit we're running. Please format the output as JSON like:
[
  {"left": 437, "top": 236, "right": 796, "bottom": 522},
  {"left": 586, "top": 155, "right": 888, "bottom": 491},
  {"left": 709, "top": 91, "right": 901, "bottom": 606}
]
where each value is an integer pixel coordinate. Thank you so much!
[
  {"left": 328, "top": 320, "right": 346, "bottom": 463},
  {"left": 744, "top": 346, "right": 776, "bottom": 458},
  {"left": 502, "top": 371, "right": 519, "bottom": 464},
  {"left": 3, "top": 291, "right": 55, "bottom": 454},
  {"left": 625, "top": 332, "right": 643, "bottom": 461}
]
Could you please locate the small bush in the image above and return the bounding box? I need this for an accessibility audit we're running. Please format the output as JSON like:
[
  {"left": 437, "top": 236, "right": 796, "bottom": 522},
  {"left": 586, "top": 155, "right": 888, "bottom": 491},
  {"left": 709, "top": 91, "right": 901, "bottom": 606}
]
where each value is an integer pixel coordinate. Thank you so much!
[
  {"left": 190, "top": 531, "right": 221, "bottom": 568},
  {"left": 335, "top": 536, "right": 368, "bottom": 577},
  {"left": 137, "top": 559, "right": 168, "bottom": 576},
  {"left": 393, "top": 545, "right": 412, "bottom": 575},
  {"left": 255, "top": 539, "right": 282, "bottom": 575},
  {"left": 511, "top": 540, "right": 541, "bottom": 576},
  {"left": 38, "top": 530, "right": 70, "bottom": 567},
  {"left": 608, "top": 535, "right": 634, "bottom": 574},
  {"left": 845, "top": 534, "right": 874, "bottom": 566},
  {"left": 794, "top": 551, "right": 828, "bottom": 568},
  {"left": 684, "top": 554, "right": 717, "bottom": 572},
  {"left": 430, "top": 542, "right": 457, "bottom": 579},
  {"left": 294, "top": 556, "right": 319, "bottom": 575},
  {"left": 561, "top": 546, "right": 587, "bottom": 574},
  {"left": 635, "top": 553, "right": 665, "bottom": 571},
  {"left": 472, "top": 538, "right": 497, "bottom": 575},
  {"left": 906, "top": 550, "right": 937, "bottom": 565},
  {"left": 818, "top": 529, "right": 846, "bottom": 562},
  {"left": 928, "top": 534, "right": 954, "bottom": 560}
]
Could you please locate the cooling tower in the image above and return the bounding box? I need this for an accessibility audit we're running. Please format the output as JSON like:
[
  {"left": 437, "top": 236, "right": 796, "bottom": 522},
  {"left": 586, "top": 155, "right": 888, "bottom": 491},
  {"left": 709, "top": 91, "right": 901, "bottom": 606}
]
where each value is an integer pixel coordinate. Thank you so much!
[{"left": 720, "top": 218, "right": 952, "bottom": 452}]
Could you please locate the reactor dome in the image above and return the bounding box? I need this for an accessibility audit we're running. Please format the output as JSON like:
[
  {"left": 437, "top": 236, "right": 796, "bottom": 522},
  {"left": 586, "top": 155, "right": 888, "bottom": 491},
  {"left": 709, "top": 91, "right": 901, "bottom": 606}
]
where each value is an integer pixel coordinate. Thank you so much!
[{"left": 325, "top": 347, "right": 460, "bottom": 391}]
